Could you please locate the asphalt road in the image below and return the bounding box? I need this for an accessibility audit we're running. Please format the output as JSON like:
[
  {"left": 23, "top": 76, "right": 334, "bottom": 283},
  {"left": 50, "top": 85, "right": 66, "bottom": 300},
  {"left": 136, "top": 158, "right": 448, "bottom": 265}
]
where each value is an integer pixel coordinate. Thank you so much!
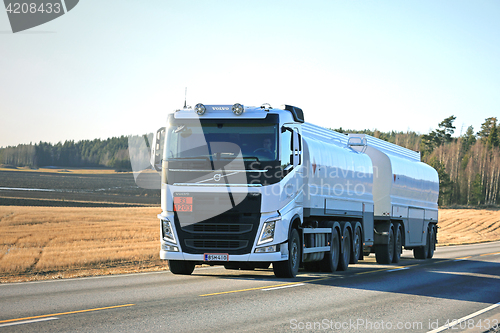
[{"left": 1, "top": 241, "right": 499, "bottom": 333}]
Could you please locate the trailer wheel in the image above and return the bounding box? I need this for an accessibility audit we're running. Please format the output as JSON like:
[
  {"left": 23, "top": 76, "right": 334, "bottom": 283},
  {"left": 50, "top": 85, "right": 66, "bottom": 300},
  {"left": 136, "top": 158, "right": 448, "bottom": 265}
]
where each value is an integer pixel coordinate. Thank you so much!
[
  {"left": 392, "top": 226, "right": 403, "bottom": 263},
  {"left": 350, "top": 226, "right": 362, "bottom": 264},
  {"left": 413, "top": 228, "right": 429, "bottom": 259},
  {"left": 427, "top": 225, "right": 436, "bottom": 259},
  {"left": 338, "top": 229, "right": 351, "bottom": 271},
  {"left": 375, "top": 224, "right": 394, "bottom": 264},
  {"left": 168, "top": 260, "right": 195, "bottom": 275},
  {"left": 319, "top": 227, "right": 340, "bottom": 272},
  {"left": 273, "top": 228, "right": 300, "bottom": 278}
]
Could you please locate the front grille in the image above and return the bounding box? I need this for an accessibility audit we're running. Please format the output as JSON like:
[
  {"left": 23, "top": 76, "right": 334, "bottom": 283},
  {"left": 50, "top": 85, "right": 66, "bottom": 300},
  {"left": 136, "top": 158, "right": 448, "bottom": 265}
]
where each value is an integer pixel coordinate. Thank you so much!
[
  {"left": 183, "top": 223, "right": 253, "bottom": 234},
  {"left": 185, "top": 239, "right": 248, "bottom": 250},
  {"left": 174, "top": 192, "right": 261, "bottom": 255}
]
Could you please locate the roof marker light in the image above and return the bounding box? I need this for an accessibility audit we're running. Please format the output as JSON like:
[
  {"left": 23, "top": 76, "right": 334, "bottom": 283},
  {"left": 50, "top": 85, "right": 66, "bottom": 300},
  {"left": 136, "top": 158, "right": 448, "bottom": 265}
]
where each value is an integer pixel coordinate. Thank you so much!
[
  {"left": 261, "top": 103, "right": 272, "bottom": 111},
  {"left": 232, "top": 103, "right": 244, "bottom": 115},
  {"left": 195, "top": 103, "right": 206, "bottom": 115}
]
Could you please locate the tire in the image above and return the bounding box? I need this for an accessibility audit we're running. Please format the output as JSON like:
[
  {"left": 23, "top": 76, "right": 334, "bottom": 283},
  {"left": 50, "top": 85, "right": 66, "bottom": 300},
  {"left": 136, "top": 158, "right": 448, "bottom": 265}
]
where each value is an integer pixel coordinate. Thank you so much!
[
  {"left": 168, "top": 260, "right": 195, "bottom": 275},
  {"left": 350, "top": 226, "right": 362, "bottom": 264},
  {"left": 427, "top": 225, "right": 436, "bottom": 259},
  {"left": 319, "top": 226, "right": 340, "bottom": 273},
  {"left": 375, "top": 224, "right": 394, "bottom": 264},
  {"left": 338, "top": 229, "right": 351, "bottom": 271},
  {"left": 392, "top": 226, "right": 402, "bottom": 263},
  {"left": 413, "top": 227, "right": 429, "bottom": 259},
  {"left": 273, "top": 228, "right": 300, "bottom": 278}
]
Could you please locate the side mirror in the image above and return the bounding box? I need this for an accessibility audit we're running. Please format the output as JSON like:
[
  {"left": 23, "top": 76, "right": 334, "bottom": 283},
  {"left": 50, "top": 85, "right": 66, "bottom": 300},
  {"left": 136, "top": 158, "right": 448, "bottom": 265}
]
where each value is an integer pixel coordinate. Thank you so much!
[{"left": 150, "top": 127, "right": 165, "bottom": 171}]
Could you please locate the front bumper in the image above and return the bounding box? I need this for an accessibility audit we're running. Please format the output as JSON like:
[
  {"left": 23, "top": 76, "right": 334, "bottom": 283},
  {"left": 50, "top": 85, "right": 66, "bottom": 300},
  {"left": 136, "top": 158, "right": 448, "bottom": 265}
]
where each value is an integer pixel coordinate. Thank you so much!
[{"left": 160, "top": 249, "right": 286, "bottom": 262}]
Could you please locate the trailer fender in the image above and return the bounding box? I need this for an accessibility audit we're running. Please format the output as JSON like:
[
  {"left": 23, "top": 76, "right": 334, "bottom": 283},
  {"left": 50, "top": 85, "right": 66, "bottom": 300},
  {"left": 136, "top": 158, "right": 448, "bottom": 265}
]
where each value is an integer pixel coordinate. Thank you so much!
[{"left": 374, "top": 220, "right": 392, "bottom": 245}]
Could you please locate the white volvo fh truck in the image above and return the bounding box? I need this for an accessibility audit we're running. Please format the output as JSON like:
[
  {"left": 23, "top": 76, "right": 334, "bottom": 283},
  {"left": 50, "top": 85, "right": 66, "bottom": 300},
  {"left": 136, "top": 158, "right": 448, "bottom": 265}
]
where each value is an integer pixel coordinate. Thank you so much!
[{"left": 151, "top": 103, "right": 439, "bottom": 278}]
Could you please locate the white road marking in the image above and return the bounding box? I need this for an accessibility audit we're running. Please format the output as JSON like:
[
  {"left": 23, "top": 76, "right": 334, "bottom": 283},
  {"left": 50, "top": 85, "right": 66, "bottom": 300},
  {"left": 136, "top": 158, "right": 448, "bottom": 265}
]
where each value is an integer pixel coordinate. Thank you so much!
[
  {"left": 427, "top": 302, "right": 500, "bottom": 333},
  {"left": 262, "top": 283, "right": 305, "bottom": 291},
  {"left": 0, "top": 317, "right": 58, "bottom": 328},
  {"left": 431, "top": 271, "right": 500, "bottom": 280}
]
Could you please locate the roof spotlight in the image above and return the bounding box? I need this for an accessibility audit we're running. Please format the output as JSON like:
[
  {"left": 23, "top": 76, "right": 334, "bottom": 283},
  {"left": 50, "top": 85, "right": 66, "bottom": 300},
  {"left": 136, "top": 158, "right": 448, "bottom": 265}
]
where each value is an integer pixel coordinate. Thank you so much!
[
  {"left": 232, "top": 103, "right": 244, "bottom": 115},
  {"left": 261, "top": 103, "right": 272, "bottom": 111},
  {"left": 195, "top": 103, "right": 206, "bottom": 115}
]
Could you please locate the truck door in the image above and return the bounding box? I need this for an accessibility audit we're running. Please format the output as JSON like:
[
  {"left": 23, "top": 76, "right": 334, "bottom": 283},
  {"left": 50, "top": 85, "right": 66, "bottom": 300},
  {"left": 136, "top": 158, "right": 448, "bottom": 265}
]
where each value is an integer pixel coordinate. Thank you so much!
[{"left": 280, "top": 125, "right": 303, "bottom": 206}]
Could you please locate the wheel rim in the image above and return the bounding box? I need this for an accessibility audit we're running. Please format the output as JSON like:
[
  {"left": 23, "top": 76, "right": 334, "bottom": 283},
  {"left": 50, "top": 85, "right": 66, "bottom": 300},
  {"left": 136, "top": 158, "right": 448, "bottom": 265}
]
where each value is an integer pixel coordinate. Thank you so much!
[
  {"left": 291, "top": 240, "right": 298, "bottom": 268},
  {"left": 388, "top": 228, "right": 394, "bottom": 260},
  {"left": 428, "top": 226, "right": 435, "bottom": 255},
  {"left": 354, "top": 228, "right": 361, "bottom": 258},
  {"left": 343, "top": 234, "right": 350, "bottom": 263},
  {"left": 332, "top": 234, "right": 339, "bottom": 265},
  {"left": 396, "top": 229, "right": 402, "bottom": 251}
]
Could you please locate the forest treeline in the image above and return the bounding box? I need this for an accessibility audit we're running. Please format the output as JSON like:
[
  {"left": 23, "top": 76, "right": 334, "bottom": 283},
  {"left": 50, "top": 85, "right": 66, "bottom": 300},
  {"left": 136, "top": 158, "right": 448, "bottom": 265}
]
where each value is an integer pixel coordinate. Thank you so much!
[
  {"left": 337, "top": 115, "right": 500, "bottom": 207},
  {"left": 1, "top": 116, "right": 500, "bottom": 207},
  {"left": 0, "top": 135, "right": 147, "bottom": 171}
]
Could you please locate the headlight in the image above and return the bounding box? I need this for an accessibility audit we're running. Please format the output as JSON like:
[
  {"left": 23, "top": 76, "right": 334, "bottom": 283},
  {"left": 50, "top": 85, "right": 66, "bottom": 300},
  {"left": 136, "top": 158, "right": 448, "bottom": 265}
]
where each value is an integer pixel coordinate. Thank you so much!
[
  {"left": 162, "top": 219, "right": 176, "bottom": 244},
  {"left": 162, "top": 244, "right": 179, "bottom": 252},
  {"left": 255, "top": 245, "right": 279, "bottom": 253},
  {"left": 258, "top": 216, "right": 281, "bottom": 245}
]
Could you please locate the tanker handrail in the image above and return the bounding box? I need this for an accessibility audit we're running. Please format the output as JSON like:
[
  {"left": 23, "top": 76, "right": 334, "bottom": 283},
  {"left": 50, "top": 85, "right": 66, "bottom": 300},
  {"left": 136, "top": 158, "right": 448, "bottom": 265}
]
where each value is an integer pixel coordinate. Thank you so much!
[
  {"left": 302, "top": 123, "right": 348, "bottom": 146},
  {"left": 348, "top": 133, "right": 421, "bottom": 162}
]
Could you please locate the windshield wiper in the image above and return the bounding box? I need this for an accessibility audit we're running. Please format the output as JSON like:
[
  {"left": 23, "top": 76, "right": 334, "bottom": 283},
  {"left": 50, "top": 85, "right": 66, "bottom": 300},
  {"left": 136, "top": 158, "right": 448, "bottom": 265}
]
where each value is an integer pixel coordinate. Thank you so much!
[{"left": 168, "top": 156, "right": 210, "bottom": 161}]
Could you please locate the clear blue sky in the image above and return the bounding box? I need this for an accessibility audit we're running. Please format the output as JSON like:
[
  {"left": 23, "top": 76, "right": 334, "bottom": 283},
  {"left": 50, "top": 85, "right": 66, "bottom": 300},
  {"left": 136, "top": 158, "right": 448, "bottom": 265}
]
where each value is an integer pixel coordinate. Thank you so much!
[{"left": 1, "top": 0, "right": 499, "bottom": 147}]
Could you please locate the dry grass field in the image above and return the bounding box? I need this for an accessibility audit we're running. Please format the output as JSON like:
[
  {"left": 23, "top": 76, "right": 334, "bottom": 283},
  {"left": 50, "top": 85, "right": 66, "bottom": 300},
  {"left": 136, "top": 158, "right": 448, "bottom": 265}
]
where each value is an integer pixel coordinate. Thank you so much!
[
  {"left": 0, "top": 206, "right": 161, "bottom": 282},
  {"left": 437, "top": 209, "right": 500, "bottom": 245},
  {"left": 1, "top": 206, "right": 499, "bottom": 283}
]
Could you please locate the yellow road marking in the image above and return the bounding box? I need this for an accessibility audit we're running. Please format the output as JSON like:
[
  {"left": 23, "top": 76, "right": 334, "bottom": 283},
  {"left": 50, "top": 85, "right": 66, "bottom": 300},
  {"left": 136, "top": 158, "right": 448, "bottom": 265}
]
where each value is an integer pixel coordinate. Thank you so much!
[
  {"left": 356, "top": 263, "right": 421, "bottom": 275},
  {"left": 480, "top": 251, "right": 500, "bottom": 256},
  {"left": 455, "top": 256, "right": 471, "bottom": 260},
  {"left": 0, "top": 304, "right": 135, "bottom": 324},
  {"left": 200, "top": 277, "right": 330, "bottom": 296}
]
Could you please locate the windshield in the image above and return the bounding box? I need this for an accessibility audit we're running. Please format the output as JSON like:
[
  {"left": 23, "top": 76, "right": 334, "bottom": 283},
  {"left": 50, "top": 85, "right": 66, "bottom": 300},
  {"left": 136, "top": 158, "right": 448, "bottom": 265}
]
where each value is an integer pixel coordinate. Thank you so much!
[
  {"left": 166, "top": 121, "right": 278, "bottom": 162},
  {"left": 163, "top": 116, "right": 282, "bottom": 186}
]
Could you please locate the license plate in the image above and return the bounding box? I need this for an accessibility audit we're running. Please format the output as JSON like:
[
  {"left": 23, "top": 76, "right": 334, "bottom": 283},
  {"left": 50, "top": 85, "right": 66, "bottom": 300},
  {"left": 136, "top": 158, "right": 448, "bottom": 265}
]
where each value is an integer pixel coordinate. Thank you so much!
[
  {"left": 174, "top": 196, "right": 193, "bottom": 212},
  {"left": 204, "top": 253, "right": 228, "bottom": 261}
]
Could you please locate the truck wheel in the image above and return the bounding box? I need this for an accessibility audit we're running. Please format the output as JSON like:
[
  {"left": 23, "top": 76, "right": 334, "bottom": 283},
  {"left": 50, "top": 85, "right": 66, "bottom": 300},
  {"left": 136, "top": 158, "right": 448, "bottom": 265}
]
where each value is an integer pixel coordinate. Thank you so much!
[
  {"left": 413, "top": 228, "right": 429, "bottom": 259},
  {"left": 273, "top": 228, "right": 300, "bottom": 278},
  {"left": 375, "top": 224, "right": 394, "bottom": 264},
  {"left": 392, "top": 226, "right": 402, "bottom": 263},
  {"left": 319, "top": 228, "right": 340, "bottom": 272},
  {"left": 350, "top": 226, "right": 362, "bottom": 264},
  {"left": 168, "top": 260, "right": 195, "bottom": 275},
  {"left": 338, "top": 229, "right": 351, "bottom": 271},
  {"left": 427, "top": 225, "right": 436, "bottom": 259}
]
